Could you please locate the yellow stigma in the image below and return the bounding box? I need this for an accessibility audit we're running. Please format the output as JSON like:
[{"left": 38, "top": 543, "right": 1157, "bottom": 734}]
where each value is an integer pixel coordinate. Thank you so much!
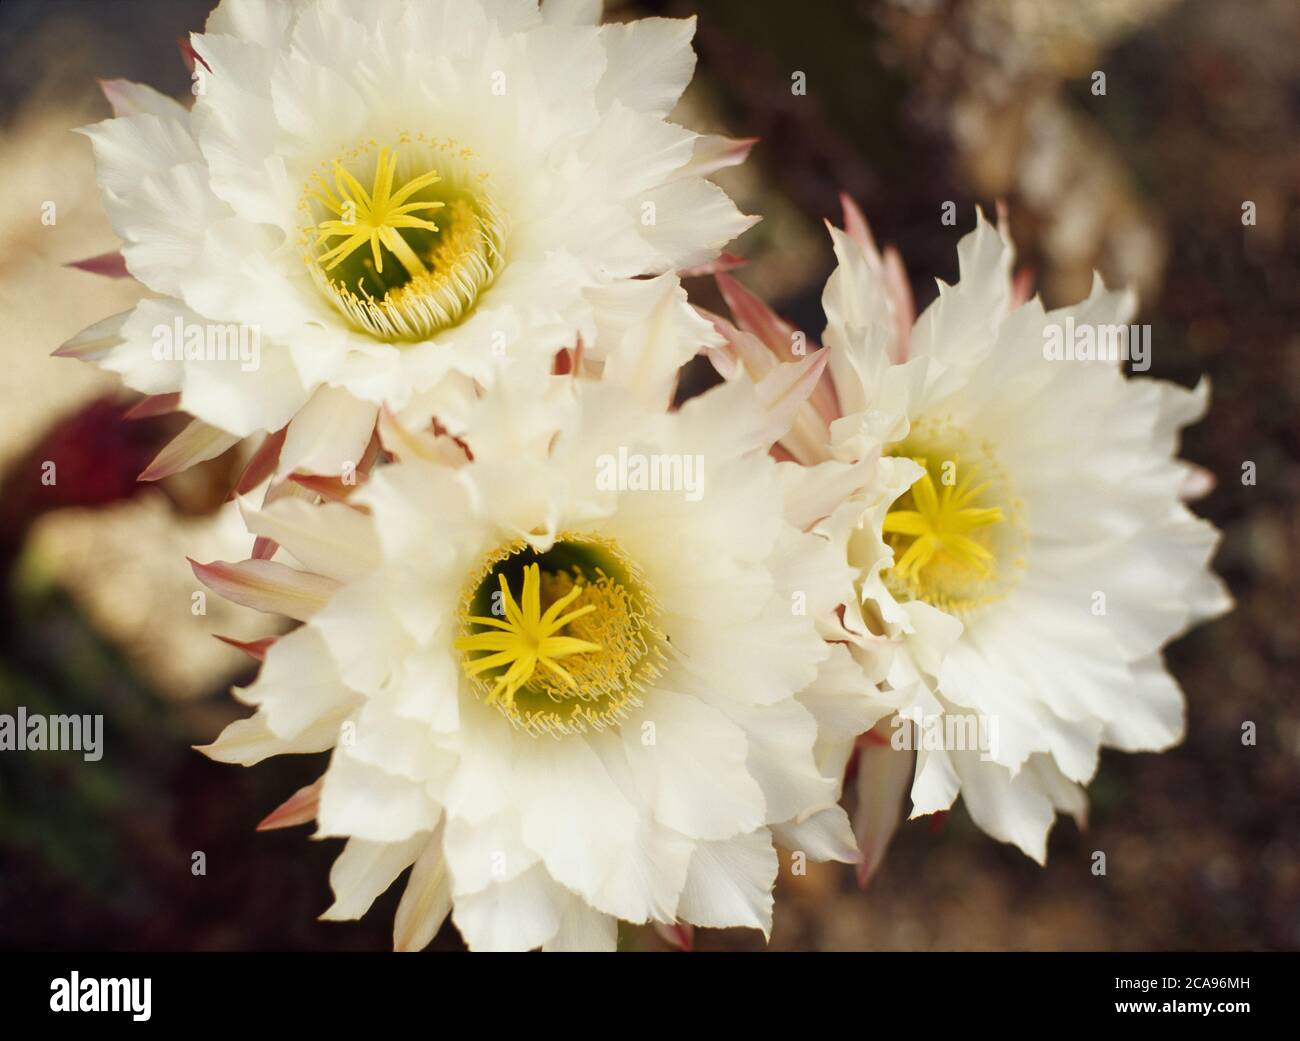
[
  {"left": 882, "top": 421, "right": 1024, "bottom": 616},
  {"left": 456, "top": 537, "right": 665, "bottom": 736},
  {"left": 300, "top": 135, "right": 507, "bottom": 342},
  {"left": 883, "top": 468, "right": 1003, "bottom": 581},
  {"left": 311, "top": 148, "right": 445, "bottom": 281},
  {"left": 454, "top": 563, "right": 603, "bottom": 709}
]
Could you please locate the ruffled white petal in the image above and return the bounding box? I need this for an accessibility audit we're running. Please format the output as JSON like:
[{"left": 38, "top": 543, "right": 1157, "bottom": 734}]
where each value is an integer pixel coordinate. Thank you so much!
[
  {"left": 322, "top": 833, "right": 426, "bottom": 921},
  {"left": 450, "top": 863, "right": 566, "bottom": 952},
  {"left": 543, "top": 895, "right": 618, "bottom": 952},
  {"left": 278, "top": 385, "right": 378, "bottom": 477},
  {"left": 316, "top": 745, "right": 441, "bottom": 843},
  {"left": 393, "top": 837, "right": 453, "bottom": 952},
  {"left": 676, "top": 830, "right": 778, "bottom": 937},
  {"left": 596, "top": 17, "right": 697, "bottom": 115},
  {"left": 621, "top": 689, "right": 766, "bottom": 842}
]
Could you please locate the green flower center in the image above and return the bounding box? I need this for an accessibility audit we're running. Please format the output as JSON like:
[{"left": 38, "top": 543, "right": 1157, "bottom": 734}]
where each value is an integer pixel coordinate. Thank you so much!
[
  {"left": 300, "top": 135, "right": 506, "bottom": 341},
  {"left": 455, "top": 536, "right": 665, "bottom": 736}
]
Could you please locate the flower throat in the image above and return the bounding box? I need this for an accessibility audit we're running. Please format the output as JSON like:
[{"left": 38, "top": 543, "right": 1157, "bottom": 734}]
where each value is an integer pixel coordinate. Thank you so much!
[{"left": 300, "top": 135, "right": 507, "bottom": 341}]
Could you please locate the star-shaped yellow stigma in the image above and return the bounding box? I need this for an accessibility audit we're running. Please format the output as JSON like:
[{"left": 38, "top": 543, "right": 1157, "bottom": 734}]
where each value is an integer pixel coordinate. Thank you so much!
[
  {"left": 883, "top": 464, "right": 1004, "bottom": 581},
  {"left": 310, "top": 148, "right": 445, "bottom": 279},
  {"left": 454, "top": 564, "right": 602, "bottom": 709}
]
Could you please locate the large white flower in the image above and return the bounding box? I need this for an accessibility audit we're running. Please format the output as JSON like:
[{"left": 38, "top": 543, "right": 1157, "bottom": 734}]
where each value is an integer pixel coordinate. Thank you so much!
[
  {"left": 64, "top": 0, "right": 754, "bottom": 480},
  {"left": 709, "top": 200, "right": 1231, "bottom": 868},
  {"left": 194, "top": 276, "right": 874, "bottom": 951}
]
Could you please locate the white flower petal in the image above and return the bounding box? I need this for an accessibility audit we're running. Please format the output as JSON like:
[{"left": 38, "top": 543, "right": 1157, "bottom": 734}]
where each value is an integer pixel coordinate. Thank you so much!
[
  {"left": 322, "top": 833, "right": 427, "bottom": 921},
  {"left": 197, "top": 709, "right": 344, "bottom": 766},
  {"left": 676, "top": 830, "right": 778, "bottom": 937},
  {"left": 316, "top": 747, "right": 441, "bottom": 843},
  {"left": 639, "top": 178, "right": 758, "bottom": 270},
  {"left": 596, "top": 17, "right": 697, "bottom": 116},
  {"left": 393, "top": 836, "right": 453, "bottom": 952},
  {"left": 450, "top": 863, "right": 565, "bottom": 952},
  {"left": 239, "top": 497, "right": 380, "bottom": 582},
  {"left": 443, "top": 810, "right": 540, "bottom": 898},
  {"left": 77, "top": 112, "right": 200, "bottom": 196},
  {"left": 542, "top": 0, "right": 602, "bottom": 26},
  {"left": 235, "top": 625, "right": 359, "bottom": 741},
  {"left": 772, "top": 804, "right": 860, "bottom": 865},
  {"left": 623, "top": 689, "right": 766, "bottom": 842},
  {"left": 278, "top": 385, "right": 378, "bottom": 478},
  {"left": 543, "top": 895, "right": 618, "bottom": 952},
  {"left": 515, "top": 736, "right": 638, "bottom": 904}
]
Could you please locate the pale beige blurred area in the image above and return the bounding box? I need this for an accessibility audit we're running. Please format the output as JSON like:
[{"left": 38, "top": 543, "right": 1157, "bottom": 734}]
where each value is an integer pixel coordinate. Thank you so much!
[
  {"left": 21, "top": 495, "right": 282, "bottom": 701},
  {"left": 881, "top": 0, "right": 1186, "bottom": 304},
  {"left": 0, "top": 87, "right": 273, "bottom": 699},
  {"left": 0, "top": 95, "right": 141, "bottom": 471},
  {"left": 960, "top": 91, "right": 1167, "bottom": 303},
  {"left": 968, "top": 0, "right": 1185, "bottom": 79}
]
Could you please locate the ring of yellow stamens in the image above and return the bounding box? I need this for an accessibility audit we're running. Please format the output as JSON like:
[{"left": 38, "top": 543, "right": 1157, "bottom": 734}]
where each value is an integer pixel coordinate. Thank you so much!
[
  {"left": 882, "top": 422, "right": 1025, "bottom": 616},
  {"left": 455, "top": 537, "right": 665, "bottom": 736},
  {"left": 300, "top": 135, "right": 507, "bottom": 342}
]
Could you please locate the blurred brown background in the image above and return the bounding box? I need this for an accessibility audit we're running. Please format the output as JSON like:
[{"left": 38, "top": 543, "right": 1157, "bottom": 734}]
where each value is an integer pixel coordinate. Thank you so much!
[{"left": 0, "top": 0, "right": 1296, "bottom": 951}]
